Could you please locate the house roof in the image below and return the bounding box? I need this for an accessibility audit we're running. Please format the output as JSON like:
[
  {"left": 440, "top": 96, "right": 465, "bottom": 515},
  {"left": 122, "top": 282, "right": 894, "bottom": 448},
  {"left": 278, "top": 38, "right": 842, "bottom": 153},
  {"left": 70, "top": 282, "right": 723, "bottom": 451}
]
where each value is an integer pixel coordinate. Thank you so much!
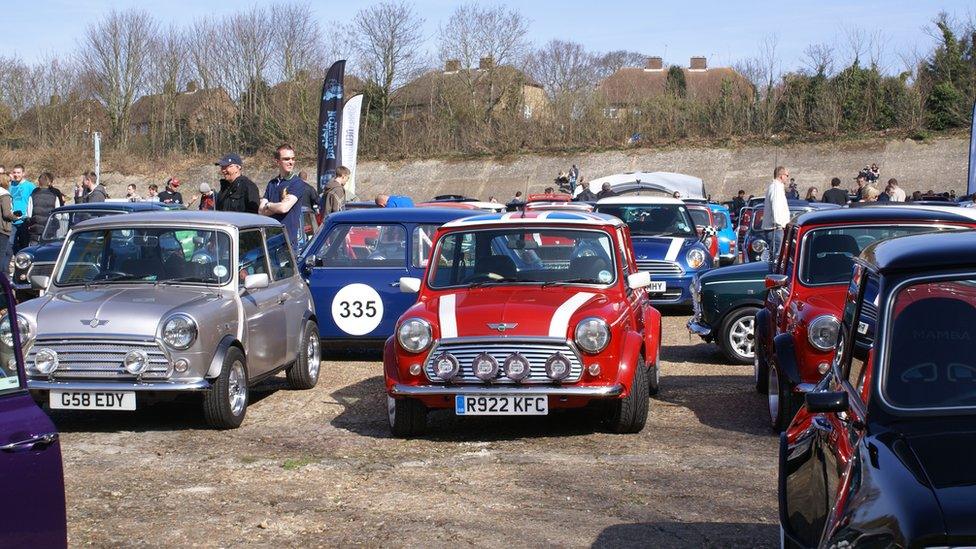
[
  {"left": 597, "top": 66, "right": 753, "bottom": 106},
  {"left": 394, "top": 65, "right": 543, "bottom": 108},
  {"left": 129, "top": 87, "right": 234, "bottom": 126},
  {"left": 268, "top": 74, "right": 366, "bottom": 100}
]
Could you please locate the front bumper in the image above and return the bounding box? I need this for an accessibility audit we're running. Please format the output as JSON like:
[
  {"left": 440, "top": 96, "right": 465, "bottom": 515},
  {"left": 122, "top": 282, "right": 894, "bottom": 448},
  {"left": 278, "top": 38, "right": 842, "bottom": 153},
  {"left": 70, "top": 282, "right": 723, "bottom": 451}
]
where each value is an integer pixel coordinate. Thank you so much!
[
  {"left": 648, "top": 276, "right": 693, "bottom": 305},
  {"left": 390, "top": 383, "right": 624, "bottom": 397},
  {"left": 28, "top": 379, "right": 211, "bottom": 392}
]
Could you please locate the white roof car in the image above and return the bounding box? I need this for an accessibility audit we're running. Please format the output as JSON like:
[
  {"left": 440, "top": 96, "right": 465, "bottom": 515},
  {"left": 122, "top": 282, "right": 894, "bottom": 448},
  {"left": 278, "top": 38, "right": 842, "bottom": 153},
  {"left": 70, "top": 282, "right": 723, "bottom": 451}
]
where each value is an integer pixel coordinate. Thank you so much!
[{"left": 596, "top": 196, "right": 685, "bottom": 206}]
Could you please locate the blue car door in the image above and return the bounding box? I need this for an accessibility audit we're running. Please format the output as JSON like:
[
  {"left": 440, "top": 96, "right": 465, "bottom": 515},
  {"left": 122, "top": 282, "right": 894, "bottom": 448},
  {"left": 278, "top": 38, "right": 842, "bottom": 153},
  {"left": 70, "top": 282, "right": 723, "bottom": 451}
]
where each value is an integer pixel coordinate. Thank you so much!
[
  {"left": 309, "top": 222, "right": 417, "bottom": 340},
  {"left": 0, "top": 274, "right": 67, "bottom": 546}
]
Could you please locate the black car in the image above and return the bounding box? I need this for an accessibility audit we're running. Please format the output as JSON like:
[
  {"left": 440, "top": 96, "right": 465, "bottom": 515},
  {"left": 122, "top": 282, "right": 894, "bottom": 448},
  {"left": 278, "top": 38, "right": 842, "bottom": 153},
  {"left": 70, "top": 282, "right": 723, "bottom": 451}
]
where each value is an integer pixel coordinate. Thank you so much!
[
  {"left": 780, "top": 231, "right": 976, "bottom": 547},
  {"left": 741, "top": 200, "right": 839, "bottom": 262},
  {"left": 12, "top": 201, "right": 182, "bottom": 300}
]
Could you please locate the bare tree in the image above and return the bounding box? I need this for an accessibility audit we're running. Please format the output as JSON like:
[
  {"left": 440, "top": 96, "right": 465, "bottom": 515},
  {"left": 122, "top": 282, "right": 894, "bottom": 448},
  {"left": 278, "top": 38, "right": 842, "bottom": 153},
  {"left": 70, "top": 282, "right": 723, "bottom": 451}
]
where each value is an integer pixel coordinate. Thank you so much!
[
  {"left": 526, "top": 40, "right": 598, "bottom": 99},
  {"left": 594, "top": 50, "right": 647, "bottom": 79},
  {"left": 272, "top": 2, "right": 323, "bottom": 82},
  {"left": 802, "top": 43, "right": 835, "bottom": 76},
  {"left": 77, "top": 9, "right": 157, "bottom": 145},
  {"left": 352, "top": 1, "right": 427, "bottom": 125},
  {"left": 437, "top": 3, "right": 531, "bottom": 69}
]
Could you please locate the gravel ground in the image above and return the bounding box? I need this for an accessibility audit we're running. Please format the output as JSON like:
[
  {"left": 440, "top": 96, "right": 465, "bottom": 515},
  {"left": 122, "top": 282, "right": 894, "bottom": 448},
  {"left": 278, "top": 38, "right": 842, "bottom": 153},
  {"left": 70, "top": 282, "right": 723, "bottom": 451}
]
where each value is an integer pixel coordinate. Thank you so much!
[{"left": 53, "top": 312, "right": 779, "bottom": 547}]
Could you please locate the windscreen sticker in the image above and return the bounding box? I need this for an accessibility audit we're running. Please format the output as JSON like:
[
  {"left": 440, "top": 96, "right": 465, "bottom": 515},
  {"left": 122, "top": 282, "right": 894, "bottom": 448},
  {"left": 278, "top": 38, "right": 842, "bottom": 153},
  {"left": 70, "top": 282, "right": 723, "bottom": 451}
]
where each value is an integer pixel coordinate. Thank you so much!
[
  {"left": 213, "top": 265, "right": 228, "bottom": 278},
  {"left": 331, "top": 283, "right": 384, "bottom": 336},
  {"left": 598, "top": 270, "right": 612, "bottom": 284}
]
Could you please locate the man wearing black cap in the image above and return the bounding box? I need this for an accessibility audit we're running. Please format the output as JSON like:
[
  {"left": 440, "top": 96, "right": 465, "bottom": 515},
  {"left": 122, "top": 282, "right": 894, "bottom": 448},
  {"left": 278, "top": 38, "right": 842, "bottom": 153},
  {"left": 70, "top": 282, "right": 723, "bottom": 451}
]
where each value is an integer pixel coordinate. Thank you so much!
[{"left": 214, "top": 153, "right": 260, "bottom": 214}]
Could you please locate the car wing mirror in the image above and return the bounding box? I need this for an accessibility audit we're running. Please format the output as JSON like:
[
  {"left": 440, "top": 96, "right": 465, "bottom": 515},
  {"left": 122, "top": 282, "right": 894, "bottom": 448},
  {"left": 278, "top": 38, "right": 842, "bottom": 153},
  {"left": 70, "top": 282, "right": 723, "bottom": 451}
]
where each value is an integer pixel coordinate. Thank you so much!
[
  {"left": 627, "top": 271, "right": 651, "bottom": 289},
  {"left": 765, "top": 274, "right": 788, "bottom": 289},
  {"left": 399, "top": 276, "right": 421, "bottom": 293},
  {"left": 30, "top": 275, "right": 50, "bottom": 291},
  {"left": 243, "top": 273, "right": 270, "bottom": 290},
  {"left": 805, "top": 391, "right": 849, "bottom": 414}
]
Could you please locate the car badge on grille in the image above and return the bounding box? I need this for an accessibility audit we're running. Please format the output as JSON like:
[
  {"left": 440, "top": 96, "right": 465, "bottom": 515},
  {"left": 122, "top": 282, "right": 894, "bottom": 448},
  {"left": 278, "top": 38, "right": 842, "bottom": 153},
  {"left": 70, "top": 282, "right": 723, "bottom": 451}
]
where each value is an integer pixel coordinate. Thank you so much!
[
  {"left": 487, "top": 322, "right": 518, "bottom": 332},
  {"left": 81, "top": 318, "right": 109, "bottom": 328}
]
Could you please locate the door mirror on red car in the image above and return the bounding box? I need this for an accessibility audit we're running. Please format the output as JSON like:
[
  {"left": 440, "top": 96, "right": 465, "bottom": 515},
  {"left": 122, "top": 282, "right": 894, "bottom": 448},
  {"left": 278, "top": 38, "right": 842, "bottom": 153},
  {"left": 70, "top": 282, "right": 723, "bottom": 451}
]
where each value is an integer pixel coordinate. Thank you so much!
[
  {"left": 805, "top": 391, "right": 848, "bottom": 414},
  {"left": 626, "top": 271, "right": 651, "bottom": 290},
  {"left": 765, "top": 274, "right": 788, "bottom": 289}
]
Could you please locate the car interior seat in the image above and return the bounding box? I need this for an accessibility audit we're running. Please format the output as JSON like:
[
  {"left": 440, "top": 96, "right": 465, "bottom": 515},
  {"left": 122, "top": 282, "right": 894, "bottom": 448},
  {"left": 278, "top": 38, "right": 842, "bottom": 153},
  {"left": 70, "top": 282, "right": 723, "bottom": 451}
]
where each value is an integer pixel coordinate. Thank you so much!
[
  {"left": 808, "top": 234, "right": 860, "bottom": 282},
  {"left": 568, "top": 255, "right": 609, "bottom": 282},
  {"left": 887, "top": 297, "right": 976, "bottom": 407}
]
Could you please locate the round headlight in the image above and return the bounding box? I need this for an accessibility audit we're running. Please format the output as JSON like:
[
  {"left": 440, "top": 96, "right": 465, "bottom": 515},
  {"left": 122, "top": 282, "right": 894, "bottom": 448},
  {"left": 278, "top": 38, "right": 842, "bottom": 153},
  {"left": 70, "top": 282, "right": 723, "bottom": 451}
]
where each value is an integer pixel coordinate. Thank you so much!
[
  {"left": 397, "top": 318, "right": 432, "bottom": 353},
  {"left": 34, "top": 348, "right": 59, "bottom": 375},
  {"left": 574, "top": 317, "right": 610, "bottom": 354},
  {"left": 473, "top": 352, "right": 500, "bottom": 381},
  {"left": 124, "top": 350, "right": 150, "bottom": 375},
  {"left": 503, "top": 353, "right": 530, "bottom": 382},
  {"left": 808, "top": 315, "right": 840, "bottom": 351},
  {"left": 686, "top": 248, "right": 706, "bottom": 270},
  {"left": 751, "top": 239, "right": 767, "bottom": 253},
  {"left": 0, "top": 314, "right": 30, "bottom": 347},
  {"left": 432, "top": 352, "right": 459, "bottom": 381},
  {"left": 161, "top": 314, "right": 197, "bottom": 350},
  {"left": 546, "top": 352, "right": 572, "bottom": 381},
  {"left": 14, "top": 252, "right": 32, "bottom": 271}
]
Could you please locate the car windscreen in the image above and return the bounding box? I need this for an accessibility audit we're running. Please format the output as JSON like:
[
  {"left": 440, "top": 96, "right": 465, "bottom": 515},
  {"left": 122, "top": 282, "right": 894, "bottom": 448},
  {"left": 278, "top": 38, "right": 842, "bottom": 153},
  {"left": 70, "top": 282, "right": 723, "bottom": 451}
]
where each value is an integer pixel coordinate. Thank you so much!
[
  {"left": 55, "top": 227, "right": 232, "bottom": 286},
  {"left": 428, "top": 228, "right": 616, "bottom": 288},
  {"left": 596, "top": 204, "right": 695, "bottom": 237},
  {"left": 884, "top": 278, "right": 976, "bottom": 411},
  {"left": 800, "top": 225, "right": 961, "bottom": 286},
  {"left": 41, "top": 210, "right": 124, "bottom": 242},
  {"left": 711, "top": 211, "right": 728, "bottom": 230}
]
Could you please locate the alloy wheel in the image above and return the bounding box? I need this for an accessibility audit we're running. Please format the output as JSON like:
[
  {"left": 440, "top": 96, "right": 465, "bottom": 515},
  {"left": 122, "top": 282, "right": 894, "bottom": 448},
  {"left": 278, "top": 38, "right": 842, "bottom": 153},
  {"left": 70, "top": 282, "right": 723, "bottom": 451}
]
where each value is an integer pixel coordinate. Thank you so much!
[
  {"left": 228, "top": 361, "right": 247, "bottom": 417},
  {"left": 728, "top": 316, "right": 755, "bottom": 359}
]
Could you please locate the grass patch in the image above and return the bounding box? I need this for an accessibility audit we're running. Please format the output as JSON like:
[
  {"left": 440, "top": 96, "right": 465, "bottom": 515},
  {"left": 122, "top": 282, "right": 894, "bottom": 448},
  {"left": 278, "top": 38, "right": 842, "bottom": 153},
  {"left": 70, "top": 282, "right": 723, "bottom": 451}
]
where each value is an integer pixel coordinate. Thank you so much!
[{"left": 281, "top": 457, "right": 318, "bottom": 470}]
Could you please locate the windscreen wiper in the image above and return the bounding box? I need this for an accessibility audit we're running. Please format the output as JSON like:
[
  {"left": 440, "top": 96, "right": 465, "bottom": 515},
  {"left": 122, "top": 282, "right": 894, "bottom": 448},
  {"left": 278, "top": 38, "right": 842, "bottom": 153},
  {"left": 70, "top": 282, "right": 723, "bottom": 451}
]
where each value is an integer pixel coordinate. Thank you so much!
[{"left": 541, "top": 278, "right": 596, "bottom": 288}]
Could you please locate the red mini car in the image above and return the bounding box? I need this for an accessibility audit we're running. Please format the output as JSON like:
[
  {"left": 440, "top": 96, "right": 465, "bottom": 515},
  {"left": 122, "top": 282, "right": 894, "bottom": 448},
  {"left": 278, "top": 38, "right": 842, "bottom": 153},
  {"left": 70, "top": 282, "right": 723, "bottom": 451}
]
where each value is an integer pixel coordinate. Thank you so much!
[
  {"left": 384, "top": 211, "right": 662, "bottom": 437},
  {"left": 755, "top": 205, "right": 976, "bottom": 431}
]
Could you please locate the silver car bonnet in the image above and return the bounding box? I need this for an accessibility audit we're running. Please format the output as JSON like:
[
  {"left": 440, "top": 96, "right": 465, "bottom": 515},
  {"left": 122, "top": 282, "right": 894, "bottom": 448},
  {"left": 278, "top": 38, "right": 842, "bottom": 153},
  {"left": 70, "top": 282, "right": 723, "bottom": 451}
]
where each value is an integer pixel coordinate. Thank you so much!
[{"left": 28, "top": 285, "right": 221, "bottom": 337}]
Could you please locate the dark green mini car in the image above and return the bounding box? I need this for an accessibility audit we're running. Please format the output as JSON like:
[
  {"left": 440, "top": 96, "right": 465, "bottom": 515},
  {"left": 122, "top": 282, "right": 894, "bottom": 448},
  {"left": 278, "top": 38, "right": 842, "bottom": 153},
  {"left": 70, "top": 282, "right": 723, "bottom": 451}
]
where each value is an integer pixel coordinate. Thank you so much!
[{"left": 688, "top": 261, "right": 768, "bottom": 364}]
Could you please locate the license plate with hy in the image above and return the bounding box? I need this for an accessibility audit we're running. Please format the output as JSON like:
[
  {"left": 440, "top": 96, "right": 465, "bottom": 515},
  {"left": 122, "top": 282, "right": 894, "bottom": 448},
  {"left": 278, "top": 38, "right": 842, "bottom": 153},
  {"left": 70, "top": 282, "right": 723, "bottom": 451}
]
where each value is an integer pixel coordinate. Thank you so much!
[
  {"left": 455, "top": 395, "right": 548, "bottom": 415},
  {"left": 647, "top": 281, "right": 667, "bottom": 293},
  {"left": 50, "top": 391, "right": 136, "bottom": 410}
]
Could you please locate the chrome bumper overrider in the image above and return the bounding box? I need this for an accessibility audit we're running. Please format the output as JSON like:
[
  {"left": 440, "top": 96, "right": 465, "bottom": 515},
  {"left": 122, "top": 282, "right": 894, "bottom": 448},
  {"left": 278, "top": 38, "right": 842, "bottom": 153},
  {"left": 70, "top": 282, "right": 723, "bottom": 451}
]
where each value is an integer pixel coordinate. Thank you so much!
[
  {"left": 687, "top": 320, "right": 712, "bottom": 337},
  {"left": 28, "top": 379, "right": 211, "bottom": 391},
  {"left": 391, "top": 383, "right": 624, "bottom": 397}
]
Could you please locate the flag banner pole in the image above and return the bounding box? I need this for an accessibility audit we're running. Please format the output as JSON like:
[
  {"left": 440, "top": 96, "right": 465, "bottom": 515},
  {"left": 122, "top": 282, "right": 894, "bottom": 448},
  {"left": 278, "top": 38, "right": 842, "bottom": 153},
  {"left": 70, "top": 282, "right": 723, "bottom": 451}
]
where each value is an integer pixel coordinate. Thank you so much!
[
  {"left": 316, "top": 60, "right": 346, "bottom": 196},
  {"left": 341, "top": 94, "right": 363, "bottom": 199}
]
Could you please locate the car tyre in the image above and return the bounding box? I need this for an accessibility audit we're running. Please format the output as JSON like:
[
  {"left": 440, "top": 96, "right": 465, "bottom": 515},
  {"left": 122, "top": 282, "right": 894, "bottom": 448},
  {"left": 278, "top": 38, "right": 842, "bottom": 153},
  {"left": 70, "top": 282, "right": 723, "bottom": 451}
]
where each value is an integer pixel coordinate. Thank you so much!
[
  {"left": 647, "top": 354, "right": 660, "bottom": 396},
  {"left": 606, "top": 354, "right": 649, "bottom": 433},
  {"left": 203, "top": 347, "right": 248, "bottom": 429},
  {"left": 718, "top": 307, "right": 758, "bottom": 365},
  {"left": 388, "top": 396, "right": 427, "bottom": 438},
  {"left": 767, "top": 361, "right": 797, "bottom": 433},
  {"left": 286, "top": 321, "right": 320, "bottom": 390}
]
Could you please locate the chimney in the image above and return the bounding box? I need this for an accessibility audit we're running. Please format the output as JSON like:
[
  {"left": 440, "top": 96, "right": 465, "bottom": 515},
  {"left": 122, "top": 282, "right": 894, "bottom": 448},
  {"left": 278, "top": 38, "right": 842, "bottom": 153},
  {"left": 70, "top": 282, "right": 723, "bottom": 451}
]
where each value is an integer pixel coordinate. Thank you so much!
[
  {"left": 645, "top": 57, "right": 663, "bottom": 71},
  {"left": 185, "top": 80, "right": 199, "bottom": 93},
  {"left": 689, "top": 56, "right": 707, "bottom": 71},
  {"left": 444, "top": 59, "right": 460, "bottom": 73},
  {"left": 479, "top": 56, "right": 495, "bottom": 70}
]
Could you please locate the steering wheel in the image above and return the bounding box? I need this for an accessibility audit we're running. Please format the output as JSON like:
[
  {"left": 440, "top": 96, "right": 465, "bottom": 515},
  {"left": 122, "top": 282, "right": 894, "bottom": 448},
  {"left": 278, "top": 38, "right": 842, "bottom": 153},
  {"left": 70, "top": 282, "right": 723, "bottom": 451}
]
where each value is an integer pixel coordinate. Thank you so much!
[{"left": 92, "top": 270, "right": 130, "bottom": 281}]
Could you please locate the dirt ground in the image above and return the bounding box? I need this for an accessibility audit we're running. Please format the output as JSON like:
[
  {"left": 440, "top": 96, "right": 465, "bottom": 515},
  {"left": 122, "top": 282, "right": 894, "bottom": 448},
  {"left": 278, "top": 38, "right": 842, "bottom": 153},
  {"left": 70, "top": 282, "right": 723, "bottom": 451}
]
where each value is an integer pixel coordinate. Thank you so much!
[{"left": 53, "top": 312, "right": 779, "bottom": 547}]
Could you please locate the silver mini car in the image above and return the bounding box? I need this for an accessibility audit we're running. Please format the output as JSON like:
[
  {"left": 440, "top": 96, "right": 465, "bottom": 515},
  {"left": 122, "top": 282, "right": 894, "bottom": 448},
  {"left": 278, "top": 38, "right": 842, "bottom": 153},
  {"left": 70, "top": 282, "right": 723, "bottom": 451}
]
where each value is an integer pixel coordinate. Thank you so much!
[{"left": 4, "top": 211, "right": 320, "bottom": 429}]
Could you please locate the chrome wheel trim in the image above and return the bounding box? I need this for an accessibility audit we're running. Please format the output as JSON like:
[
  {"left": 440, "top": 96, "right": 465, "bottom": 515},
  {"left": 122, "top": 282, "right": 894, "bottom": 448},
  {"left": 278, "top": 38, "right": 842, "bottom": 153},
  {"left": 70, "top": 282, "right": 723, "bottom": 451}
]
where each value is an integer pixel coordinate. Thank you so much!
[
  {"left": 306, "top": 333, "right": 320, "bottom": 380},
  {"left": 387, "top": 396, "right": 397, "bottom": 427},
  {"left": 729, "top": 316, "right": 755, "bottom": 359},
  {"left": 228, "top": 361, "right": 247, "bottom": 417},
  {"left": 768, "top": 364, "right": 780, "bottom": 424}
]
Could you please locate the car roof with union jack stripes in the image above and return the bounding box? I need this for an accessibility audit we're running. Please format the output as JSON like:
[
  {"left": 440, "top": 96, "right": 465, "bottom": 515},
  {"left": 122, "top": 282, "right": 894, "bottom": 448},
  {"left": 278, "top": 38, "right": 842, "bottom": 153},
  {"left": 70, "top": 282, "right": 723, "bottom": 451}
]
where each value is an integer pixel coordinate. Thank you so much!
[{"left": 441, "top": 210, "right": 625, "bottom": 229}]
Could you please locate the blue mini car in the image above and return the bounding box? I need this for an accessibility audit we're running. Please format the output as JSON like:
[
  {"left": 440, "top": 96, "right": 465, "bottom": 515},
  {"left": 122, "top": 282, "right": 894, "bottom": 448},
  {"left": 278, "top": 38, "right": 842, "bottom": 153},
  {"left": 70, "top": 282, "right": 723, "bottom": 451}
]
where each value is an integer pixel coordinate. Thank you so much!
[
  {"left": 298, "top": 208, "right": 479, "bottom": 345},
  {"left": 595, "top": 196, "right": 713, "bottom": 306},
  {"left": 706, "top": 203, "right": 736, "bottom": 265},
  {"left": 12, "top": 201, "right": 183, "bottom": 300}
]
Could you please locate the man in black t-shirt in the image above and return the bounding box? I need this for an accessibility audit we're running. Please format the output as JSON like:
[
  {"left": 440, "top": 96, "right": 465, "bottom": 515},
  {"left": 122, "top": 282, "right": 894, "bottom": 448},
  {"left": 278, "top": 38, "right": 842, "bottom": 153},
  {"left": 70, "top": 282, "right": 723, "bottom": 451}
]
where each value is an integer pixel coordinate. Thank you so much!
[
  {"left": 822, "top": 177, "right": 849, "bottom": 205},
  {"left": 157, "top": 178, "right": 184, "bottom": 204}
]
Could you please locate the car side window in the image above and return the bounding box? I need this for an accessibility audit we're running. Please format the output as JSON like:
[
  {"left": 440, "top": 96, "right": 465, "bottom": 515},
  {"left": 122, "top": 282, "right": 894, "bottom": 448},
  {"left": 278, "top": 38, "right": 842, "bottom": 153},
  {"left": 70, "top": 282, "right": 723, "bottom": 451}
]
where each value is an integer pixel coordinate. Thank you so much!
[
  {"left": 411, "top": 224, "right": 439, "bottom": 268},
  {"left": 777, "top": 225, "right": 797, "bottom": 277},
  {"left": 265, "top": 226, "right": 296, "bottom": 280},
  {"left": 321, "top": 224, "right": 407, "bottom": 268},
  {"left": 238, "top": 229, "right": 269, "bottom": 281},
  {"left": 0, "top": 290, "right": 22, "bottom": 397}
]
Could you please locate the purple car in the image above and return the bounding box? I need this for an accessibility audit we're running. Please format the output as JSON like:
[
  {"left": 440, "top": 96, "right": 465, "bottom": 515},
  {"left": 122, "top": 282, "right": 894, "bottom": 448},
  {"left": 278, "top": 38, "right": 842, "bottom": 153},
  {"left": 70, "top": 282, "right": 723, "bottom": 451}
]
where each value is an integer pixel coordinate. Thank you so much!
[{"left": 0, "top": 272, "right": 66, "bottom": 545}]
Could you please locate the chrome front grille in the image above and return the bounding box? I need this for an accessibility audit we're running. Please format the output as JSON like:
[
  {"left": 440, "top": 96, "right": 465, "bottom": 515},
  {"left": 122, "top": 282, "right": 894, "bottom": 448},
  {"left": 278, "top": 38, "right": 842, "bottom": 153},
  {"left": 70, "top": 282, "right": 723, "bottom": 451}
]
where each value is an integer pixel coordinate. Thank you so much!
[
  {"left": 636, "top": 260, "right": 683, "bottom": 277},
  {"left": 27, "top": 338, "right": 171, "bottom": 380},
  {"left": 424, "top": 338, "right": 584, "bottom": 384}
]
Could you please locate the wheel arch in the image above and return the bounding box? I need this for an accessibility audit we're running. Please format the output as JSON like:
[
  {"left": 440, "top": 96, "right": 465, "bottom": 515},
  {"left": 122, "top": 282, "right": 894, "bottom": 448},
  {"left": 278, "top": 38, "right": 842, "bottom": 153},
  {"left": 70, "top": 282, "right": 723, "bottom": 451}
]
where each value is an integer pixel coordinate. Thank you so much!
[{"left": 206, "top": 335, "right": 245, "bottom": 379}]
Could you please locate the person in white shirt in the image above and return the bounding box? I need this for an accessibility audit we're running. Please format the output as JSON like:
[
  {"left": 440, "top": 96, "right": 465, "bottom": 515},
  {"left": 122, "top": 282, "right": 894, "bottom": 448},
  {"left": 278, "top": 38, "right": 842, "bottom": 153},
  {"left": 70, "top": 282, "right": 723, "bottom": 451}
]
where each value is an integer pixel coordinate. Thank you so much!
[
  {"left": 762, "top": 166, "right": 791, "bottom": 265},
  {"left": 888, "top": 178, "right": 906, "bottom": 202}
]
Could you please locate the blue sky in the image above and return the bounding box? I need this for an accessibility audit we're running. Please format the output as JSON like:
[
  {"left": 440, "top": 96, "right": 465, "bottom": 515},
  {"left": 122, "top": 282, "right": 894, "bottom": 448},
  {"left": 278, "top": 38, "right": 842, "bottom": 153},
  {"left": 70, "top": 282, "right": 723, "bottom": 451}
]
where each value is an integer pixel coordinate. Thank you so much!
[{"left": 5, "top": 0, "right": 974, "bottom": 74}]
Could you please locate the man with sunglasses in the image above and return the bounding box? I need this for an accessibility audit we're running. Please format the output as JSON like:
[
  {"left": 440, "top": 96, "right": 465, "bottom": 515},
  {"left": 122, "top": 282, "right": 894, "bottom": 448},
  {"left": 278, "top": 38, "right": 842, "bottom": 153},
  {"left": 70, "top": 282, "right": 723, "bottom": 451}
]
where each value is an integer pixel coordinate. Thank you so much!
[
  {"left": 214, "top": 153, "right": 259, "bottom": 213},
  {"left": 259, "top": 144, "right": 307, "bottom": 249}
]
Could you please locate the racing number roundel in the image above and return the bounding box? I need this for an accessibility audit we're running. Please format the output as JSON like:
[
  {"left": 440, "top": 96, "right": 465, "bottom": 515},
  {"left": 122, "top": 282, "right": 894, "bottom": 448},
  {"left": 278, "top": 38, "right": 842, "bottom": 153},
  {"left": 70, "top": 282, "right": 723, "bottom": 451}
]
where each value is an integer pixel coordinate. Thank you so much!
[{"left": 331, "top": 283, "right": 384, "bottom": 335}]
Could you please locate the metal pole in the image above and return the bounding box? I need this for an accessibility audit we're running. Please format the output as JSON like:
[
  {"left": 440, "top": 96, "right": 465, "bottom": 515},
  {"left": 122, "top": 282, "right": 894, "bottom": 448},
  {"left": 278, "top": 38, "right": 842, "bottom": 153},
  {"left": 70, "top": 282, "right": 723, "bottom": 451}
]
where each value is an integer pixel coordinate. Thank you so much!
[{"left": 93, "top": 132, "right": 101, "bottom": 186}]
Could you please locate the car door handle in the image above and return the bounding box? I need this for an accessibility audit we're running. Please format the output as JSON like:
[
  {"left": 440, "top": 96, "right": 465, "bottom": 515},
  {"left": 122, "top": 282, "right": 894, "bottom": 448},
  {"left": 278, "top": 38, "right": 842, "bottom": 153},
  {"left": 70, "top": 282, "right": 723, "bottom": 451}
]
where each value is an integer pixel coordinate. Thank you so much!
[
  {"left": 278, "top": 294, "right": 288, "bottom": 305},
  {"left": 0, "top": 432, "right": 59, "bottom": 452}
]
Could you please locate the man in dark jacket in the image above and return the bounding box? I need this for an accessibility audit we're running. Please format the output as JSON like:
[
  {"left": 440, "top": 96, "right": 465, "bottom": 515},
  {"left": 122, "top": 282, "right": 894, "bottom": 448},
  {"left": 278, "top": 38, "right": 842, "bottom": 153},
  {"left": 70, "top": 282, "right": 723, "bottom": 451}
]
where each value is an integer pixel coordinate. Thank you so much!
[
  {"left": 80, "top": 174, "right": 109, "bottom": 203},
  {"left": 27, "top": 172, "right": 64, "bottom": 244},
  {"left": 596, "top": 182, "right": 617, "bottom": 199},
  {"left": 157, "top": 178, "right": 183, "bottom": 204},
  {"left": 822, "top": 177, "right": 849, "bottom": 205},
  {"left": 322, "top": 166, "right": 350, "bottom": 215},
  {"left": 214, "top": 153, "right": 260, "bottom": 213}
]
